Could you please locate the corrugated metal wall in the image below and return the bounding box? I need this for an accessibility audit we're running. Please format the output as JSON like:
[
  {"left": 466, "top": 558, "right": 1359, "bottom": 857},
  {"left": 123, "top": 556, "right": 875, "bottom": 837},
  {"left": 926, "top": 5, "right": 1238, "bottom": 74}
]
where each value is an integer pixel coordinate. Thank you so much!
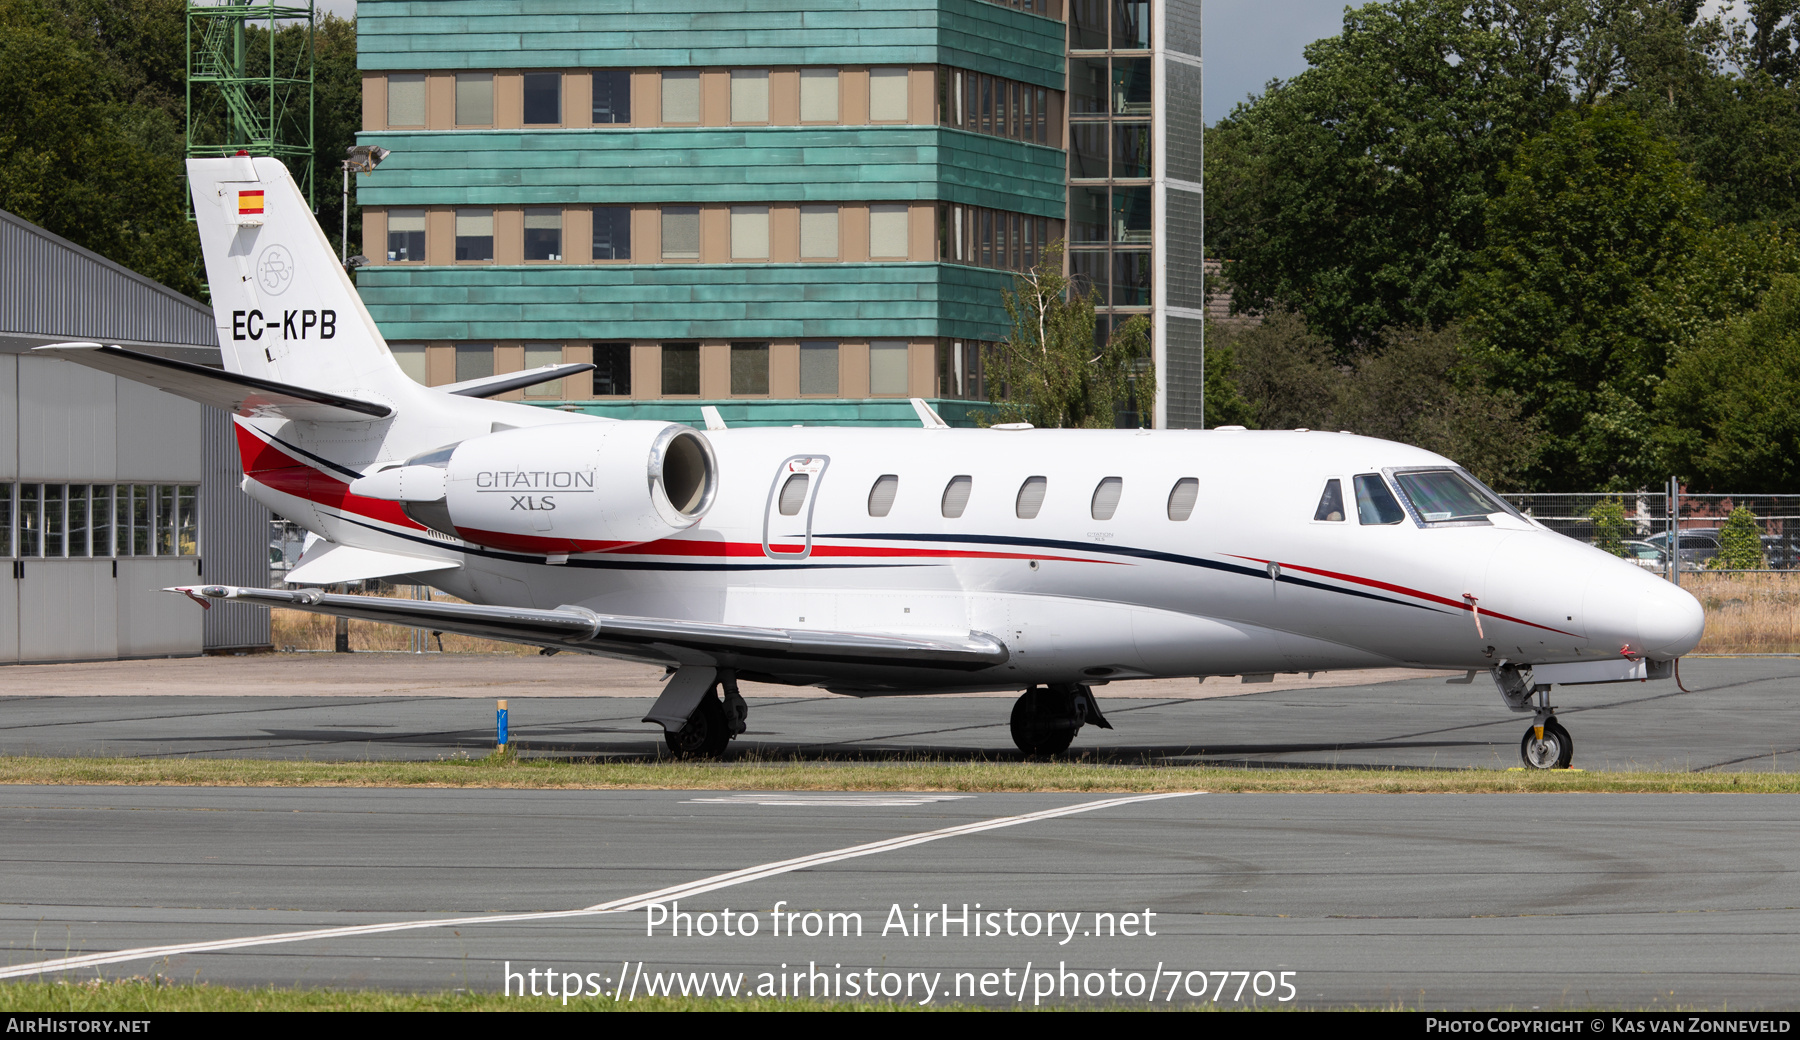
[
  {"left": 201, "top": 406, "right": 272, "bottom": 650},
  {"left": 0, "top": 211, "right": 217, "bottom": 347}
]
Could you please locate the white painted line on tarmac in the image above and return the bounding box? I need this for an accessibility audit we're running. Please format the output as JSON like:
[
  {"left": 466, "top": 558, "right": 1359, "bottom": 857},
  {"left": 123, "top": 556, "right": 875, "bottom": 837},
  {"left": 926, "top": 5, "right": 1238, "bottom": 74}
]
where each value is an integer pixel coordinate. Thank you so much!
[{"left": 0, "top": 791, "right": 1197, "bottom": 980}]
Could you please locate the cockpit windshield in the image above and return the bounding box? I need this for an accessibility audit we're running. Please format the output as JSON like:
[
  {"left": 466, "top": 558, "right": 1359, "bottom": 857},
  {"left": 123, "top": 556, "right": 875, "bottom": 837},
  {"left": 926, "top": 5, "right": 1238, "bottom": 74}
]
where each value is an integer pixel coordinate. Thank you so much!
[{"left": 1393, "top": 469, "right": 1512, "bottom": 523}]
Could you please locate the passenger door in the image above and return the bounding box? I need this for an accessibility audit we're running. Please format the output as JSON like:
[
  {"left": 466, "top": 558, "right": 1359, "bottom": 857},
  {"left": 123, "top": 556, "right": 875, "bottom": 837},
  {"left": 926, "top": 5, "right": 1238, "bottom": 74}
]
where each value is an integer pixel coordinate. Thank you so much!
[{"left": 762, "top": 456, "right": 828, "bottom": 559}]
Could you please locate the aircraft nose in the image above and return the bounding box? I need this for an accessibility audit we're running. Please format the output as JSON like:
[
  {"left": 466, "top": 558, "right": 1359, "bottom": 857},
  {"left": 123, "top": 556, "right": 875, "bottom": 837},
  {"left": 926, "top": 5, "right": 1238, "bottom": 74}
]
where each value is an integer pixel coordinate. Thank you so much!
[{"left": 1583, "top": 561, "right": 1705, "bottom": 658}]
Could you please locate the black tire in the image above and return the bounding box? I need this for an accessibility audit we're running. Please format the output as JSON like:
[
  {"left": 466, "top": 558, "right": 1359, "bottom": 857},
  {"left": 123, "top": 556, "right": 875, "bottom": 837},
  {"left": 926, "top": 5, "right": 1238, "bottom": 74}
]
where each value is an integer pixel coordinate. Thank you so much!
[
  {"left": 665, "top": 693, "right": 730, "bottom": 758},
  {"left": 1519, "top": 719, "right": 1573, "bottom": 770},
  {"left": 1545, "top": 717, "right": 1574, "bottom": 768},
  {"left": 1010, "top": 689, "right": 1078, "bottom": 756}
]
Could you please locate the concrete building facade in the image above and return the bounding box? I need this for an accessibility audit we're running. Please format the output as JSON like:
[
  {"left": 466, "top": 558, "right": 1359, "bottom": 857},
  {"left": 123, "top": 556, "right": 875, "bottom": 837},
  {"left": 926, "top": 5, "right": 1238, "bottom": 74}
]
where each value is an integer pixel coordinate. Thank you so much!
[
  {"left": 353, "top": 0, "right": 1202, "bottom": 428},
  {"left": 0, "top": 209, "right": 270, "bottom": 661}
]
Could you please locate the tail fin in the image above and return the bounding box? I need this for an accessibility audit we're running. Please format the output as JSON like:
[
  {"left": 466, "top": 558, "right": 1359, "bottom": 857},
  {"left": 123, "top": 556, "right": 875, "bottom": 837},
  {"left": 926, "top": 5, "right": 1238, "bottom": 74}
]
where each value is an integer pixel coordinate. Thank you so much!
[{"left": 188, "top": 155, "right": 412, "bottom": 400}]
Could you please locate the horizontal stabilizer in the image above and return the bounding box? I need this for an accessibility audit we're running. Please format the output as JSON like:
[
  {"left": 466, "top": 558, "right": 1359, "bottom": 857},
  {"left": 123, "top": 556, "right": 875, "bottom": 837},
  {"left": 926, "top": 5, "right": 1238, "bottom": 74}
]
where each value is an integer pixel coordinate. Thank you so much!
[
  {"left": 284, "top": 543, "right": 459, "bottom": 586},
  {"left": 173, "top": 585, "right": 1010, "bottom": 669},
  {"left": 33, "top": 342, "right": 392, "bottom": 422},
  {"left": 440, "top": 363, "right": 597, "bottom": 399}
]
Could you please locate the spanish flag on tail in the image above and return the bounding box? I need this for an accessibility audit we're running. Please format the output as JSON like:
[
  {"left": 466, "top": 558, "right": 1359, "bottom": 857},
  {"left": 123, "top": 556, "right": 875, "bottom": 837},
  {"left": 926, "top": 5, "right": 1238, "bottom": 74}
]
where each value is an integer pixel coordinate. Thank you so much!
[{"left": 237, "top": 189, "right": 264, "bottom": 217}]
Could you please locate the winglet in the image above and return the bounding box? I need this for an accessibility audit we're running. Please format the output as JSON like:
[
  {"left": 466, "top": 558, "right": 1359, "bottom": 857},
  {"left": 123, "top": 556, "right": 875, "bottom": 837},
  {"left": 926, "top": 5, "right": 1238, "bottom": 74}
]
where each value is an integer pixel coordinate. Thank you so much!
[
  {"left": 701, "top": 406, "right": 727, "bottom": 431},
  {"left": 910, "top": 398, "right": 949, "bottom": 429}
]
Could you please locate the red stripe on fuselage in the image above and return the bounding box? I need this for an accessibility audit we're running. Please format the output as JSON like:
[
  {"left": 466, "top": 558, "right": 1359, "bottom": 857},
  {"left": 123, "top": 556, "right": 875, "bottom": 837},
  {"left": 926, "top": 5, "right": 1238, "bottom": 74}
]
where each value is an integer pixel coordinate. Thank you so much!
[
  {"left": 234, "top": 422, "right": 423, "bottom": 530},
  {"left": 1226, "top": 553, "right": 1578, "bottom": 637}
]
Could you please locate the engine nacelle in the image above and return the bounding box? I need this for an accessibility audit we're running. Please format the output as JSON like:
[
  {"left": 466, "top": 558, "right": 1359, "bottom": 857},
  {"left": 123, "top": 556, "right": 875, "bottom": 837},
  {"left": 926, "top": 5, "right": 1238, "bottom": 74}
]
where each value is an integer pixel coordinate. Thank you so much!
[{"left": 350, "top": 421, "right": 716, "bottom": 554}]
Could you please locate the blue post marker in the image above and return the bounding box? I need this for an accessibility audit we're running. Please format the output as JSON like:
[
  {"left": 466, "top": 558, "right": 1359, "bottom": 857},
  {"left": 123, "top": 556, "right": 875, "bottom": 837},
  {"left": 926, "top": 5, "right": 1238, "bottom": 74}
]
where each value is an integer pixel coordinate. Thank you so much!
[{"left": 497, "top": 699, "right": 509, "bottom": 753}]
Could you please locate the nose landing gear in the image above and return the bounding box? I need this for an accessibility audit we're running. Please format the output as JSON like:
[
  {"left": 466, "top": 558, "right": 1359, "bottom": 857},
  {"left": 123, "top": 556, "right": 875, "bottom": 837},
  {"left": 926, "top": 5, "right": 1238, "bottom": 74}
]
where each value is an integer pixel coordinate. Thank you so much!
[
  {"left": 1492, "top": 663, "right": 1576, "bottom": 770},
  {"left": 1521, "top": 714, "right": 1574, "bottom": 770}
]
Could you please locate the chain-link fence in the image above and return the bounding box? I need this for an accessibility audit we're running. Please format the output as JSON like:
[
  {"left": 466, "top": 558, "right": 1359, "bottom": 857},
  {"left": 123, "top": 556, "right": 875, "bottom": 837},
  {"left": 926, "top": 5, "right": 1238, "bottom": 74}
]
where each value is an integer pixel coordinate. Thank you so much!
[{"left": 1501, "top": 486, "right": 1800, "bottom": 577}]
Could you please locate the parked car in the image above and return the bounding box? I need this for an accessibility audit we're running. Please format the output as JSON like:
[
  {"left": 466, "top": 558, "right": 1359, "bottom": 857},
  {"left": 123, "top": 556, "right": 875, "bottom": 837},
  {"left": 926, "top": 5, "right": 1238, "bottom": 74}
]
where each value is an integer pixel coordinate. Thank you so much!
[
  {"left": 1641, "top": 529, "right": 1721, "bottom": 570},
  {"left": 1762, "top": 534, "right": 1800, "bottom": 570},
  {"left": 1621, "top": 540, "right": 1669, "bottom": 571}
]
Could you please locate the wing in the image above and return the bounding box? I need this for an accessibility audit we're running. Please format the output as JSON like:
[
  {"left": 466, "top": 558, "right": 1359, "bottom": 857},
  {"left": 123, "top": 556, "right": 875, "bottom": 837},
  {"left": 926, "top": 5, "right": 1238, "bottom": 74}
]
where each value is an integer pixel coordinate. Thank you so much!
[
  {"left": 173, "top": 585, "right": 1011, "bottom": 671},
  {"left": 33, "top": 342, "right": 392, "bottom": 422}
]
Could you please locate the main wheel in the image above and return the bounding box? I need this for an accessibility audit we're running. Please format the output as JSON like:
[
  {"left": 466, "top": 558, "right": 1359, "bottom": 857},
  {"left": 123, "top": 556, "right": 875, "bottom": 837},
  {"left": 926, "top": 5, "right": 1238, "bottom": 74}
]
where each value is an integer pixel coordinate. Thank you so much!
[
  {"left": 665, "top": 692, "right": 730, "bottom": 758},
  {"left": 1519, "top": 718, "right": 1574, "bottom": 770},
  {"left": 1010, "top": 688, "right": 1078, "bottom": 756}
]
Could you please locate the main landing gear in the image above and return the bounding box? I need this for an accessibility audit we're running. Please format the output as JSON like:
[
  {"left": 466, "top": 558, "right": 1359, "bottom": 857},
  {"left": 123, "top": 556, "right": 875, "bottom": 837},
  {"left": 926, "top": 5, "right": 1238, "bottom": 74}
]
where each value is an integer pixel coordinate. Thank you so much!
[
  {"left": 1492, "top": 664, "right": 1575, "bottom": 770},
  {"left": 1010, "top": 684, "right": 1112, "bottom": 756},
  {"left": 651, "top": 668, "right": 749, "bottom": 758}
]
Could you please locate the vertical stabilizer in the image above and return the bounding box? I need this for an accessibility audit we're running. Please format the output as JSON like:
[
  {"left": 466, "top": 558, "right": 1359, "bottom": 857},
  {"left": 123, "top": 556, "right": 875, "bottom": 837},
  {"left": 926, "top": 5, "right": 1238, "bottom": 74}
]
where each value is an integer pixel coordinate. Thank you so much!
[{"left": 187, "top": 156, "right": 411, "bottom": 400}]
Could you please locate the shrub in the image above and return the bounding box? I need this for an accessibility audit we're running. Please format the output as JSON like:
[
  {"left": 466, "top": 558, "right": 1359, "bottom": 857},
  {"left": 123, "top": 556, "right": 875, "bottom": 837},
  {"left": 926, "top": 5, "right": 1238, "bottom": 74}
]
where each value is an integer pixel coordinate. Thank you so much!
[
  {"left": 1588, "top": 498, "right": 1630, "bottom": 557},
  {"left": 1712, "top": 507, "right": 1766, "bottom": 570}
]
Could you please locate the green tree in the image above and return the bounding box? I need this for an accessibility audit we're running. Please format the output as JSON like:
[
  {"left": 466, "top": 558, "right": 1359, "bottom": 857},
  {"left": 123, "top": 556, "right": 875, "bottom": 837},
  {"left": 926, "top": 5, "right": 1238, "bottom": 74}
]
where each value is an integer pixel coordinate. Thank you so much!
[
  {"left": 1656, "top": 276, "right": 1800, "bottom": 490},
  {"left": 988, "top": 241, "right": 1154, "bottom": 428},
  {"left": 1587, "top": 497, "right": 1631, "bottom": 556},
  {"left": 1711, "top": 506, "right": 1766, "bottom": 568},
  {"left": 1460, "top": 106, "right": 1759, "bottom": 489}
]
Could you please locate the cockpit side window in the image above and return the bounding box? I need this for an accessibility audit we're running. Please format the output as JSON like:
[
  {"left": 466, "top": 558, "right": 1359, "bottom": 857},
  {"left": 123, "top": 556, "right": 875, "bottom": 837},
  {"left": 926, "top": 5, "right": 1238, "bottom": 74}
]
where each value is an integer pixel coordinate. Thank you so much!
[
  {"left": 1354, "top": 473, "right": 1405, "bottom": 525},
  {"left": 1313, "top": 479, "right": 1345, "bottom": 522}
]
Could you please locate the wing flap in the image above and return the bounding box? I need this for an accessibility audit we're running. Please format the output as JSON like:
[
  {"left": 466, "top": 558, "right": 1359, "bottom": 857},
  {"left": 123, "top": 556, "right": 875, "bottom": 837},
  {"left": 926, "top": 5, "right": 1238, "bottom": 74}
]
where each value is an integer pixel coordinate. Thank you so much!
[
  {"left": 283, "top": 543, "right": 460, "bottom": 586},
  {"left": 175, "top": 585, "right": 1010, "bottom": 668},
  {"left": 33, "top": 342, "right": 392, "bottom": 422}
]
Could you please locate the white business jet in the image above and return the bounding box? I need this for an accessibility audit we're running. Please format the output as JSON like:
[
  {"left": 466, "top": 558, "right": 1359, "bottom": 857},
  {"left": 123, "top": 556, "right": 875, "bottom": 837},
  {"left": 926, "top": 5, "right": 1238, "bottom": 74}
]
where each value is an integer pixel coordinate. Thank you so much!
[{"left": 39, "top": 157, "right": 1704, "bottom": 767}]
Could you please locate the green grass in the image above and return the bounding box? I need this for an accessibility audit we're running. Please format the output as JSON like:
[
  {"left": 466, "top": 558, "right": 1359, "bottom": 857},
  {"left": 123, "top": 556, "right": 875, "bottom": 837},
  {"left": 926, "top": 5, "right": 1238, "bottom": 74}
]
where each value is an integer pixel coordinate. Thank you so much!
[
  {"left": 0, "top": 978, "right": 955, "bottom": 1012},
  {"left": 0, "top": 755, "right": 1795, "bottom": 793}
]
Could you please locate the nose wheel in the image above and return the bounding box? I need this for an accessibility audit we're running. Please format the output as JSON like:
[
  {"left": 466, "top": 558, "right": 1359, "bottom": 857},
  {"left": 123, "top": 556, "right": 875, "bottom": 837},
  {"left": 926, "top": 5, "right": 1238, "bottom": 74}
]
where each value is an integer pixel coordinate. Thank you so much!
[{"left": 1520, "top": 715, "right": 1574, "bottom": 770}]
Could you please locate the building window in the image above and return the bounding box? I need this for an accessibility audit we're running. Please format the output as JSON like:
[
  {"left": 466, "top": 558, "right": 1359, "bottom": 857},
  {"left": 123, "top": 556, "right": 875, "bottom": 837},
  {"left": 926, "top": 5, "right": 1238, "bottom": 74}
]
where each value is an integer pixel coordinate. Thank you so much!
[
  {"left": 524, "top": 344, "right": 564, "bottom": 397},
  {"left": 524, "top": 208, "right": 563, "bottom": 261},
  {"left": 387, "top": 209, "right": 425, "bottom": 261},
  {"left": 1113, "top": 185, "right": 1152, "bottom": 243},
  {"left": 1114, "top": 0, "right": 1152, "bottom": 50},
  {"left": 937, "top": 339, "right": 988, "bottom": 399},
  {"left": 661, "top": 342, "right": 699, "bottom": 395},
  {"left": 387, "top": 73, "right": 425, "bottom": 127},
  {"left": 730, "top": 69, "right": 769, "bottom": 123},
  {"left": 1113, "top": 251, "right": 1151, "bottom": 307},
  {"left": 731, "top": 205, "right": 769, "bottom": 260},
  {"left": 592, "top": 69, "right": 631, "bottom": 124},
  {"left": 7, "top": 483, "right": 197, "bottom": 558},
  {"left": 593, "top": 206, "right": 631, "bottom": 260},
  {"left": 455, "top": 72, "right": 494, "bottom": 126},
  {"left": 1071, "top": 250, "right": 1108, "bottom": 306},
  {"left": 870, "top": 67, "right": 909, "bottom": 122},
  {"left": 1070, "top": 187, "right": 1107, "bottom": 245},
  {"left": 455, "top": 209, "right": 494, "bottom": 261},
  {"left": 1113, "top": 57, "right": 1152, "bottom": 115},
  {"left": 730, "top": 342, "right": 770, "bottom": 395},
  {"left": 390, "top": 343, "right": 428, "bottom": 384},
  {"left": 1071, "top": 57, "right": 1108, "bottom": 116},
  {"left": 870, "top": 204, "right": 909, "bottom": 260},
  {"left": 456, "top": 343, "right": 495, "bottom": 382},
  {"left": 870, "top": 340, "right": 909, "bottom": 396},
  {"left": 800, "top": 205, "right": 838, "bottom": 259},
  {"left": 1071, "top": 123, "right": 1108, "bottom": 179},
  {"left": 661, "top": 206, "right": 699, "bottom": 260},
  {"left": 1112, "top": 121, "right": 1151, "bottom": 178},
  {"left": 939, "top": 203, "right": 1053, "bottom": 272},
  {"left": 662, "top": 70, "right": 700, "bottom": 123},
  {"left": 592, "top": 342, "right": 631, "bottom": 395},
  {"left": 800, "top": 341, "right": 838, "bottom": 395},
  {"left": 800, "top": 68, "right": 838, "bottom": 122},
  {"left": 1070, "top": 0, "right": 1108, "bottom": 50},
  {"left": 523, "top": 71, "right": 561, "bottom": 125},
  {"left": 940, "top": 68, "right": 1049, "bottom": 145}
]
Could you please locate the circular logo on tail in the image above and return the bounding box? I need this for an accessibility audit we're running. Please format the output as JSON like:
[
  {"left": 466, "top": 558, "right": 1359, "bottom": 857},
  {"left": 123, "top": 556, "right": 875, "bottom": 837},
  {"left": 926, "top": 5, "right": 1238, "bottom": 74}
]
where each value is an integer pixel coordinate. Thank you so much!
[{"left": 256, "top": 245, "right": 295, "bottom": 296}]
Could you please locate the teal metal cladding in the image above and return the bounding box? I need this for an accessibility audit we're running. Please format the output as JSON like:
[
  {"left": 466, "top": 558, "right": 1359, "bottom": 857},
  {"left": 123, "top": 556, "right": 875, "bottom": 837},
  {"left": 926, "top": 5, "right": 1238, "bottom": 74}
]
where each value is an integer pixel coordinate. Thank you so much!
[
  {"left": 356, "top": 127, "right": 1066, "bottom": 216},
  {"left": 357, "top": 262, "right": 1021, "bottom": 343},
  {"left": 358, "top": 0, "right": 1066, "bottom": 88}
]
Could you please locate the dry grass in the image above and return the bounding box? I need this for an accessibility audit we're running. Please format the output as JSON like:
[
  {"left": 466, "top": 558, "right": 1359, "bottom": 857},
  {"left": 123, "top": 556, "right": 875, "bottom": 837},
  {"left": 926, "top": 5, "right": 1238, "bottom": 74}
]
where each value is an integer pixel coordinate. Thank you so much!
[
  {"left": 1685, "top": 571, "right": 1800, "bottom": 654},
  {"left": 2, "top": 755, "right": 1795, "bottom": 793}
]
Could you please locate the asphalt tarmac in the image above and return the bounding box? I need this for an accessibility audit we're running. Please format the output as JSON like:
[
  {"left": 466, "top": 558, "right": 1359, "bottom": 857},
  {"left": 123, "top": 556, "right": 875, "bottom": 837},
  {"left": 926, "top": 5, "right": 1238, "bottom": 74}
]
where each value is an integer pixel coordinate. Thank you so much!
[
  {"left": 0, "top": 656, "right": 1794, "bottom": 771},
  {"left": 0, "top": 656, "right": 1796, "bottom": 1008},
  {"left": 0, "top": 787, "right": 1796, "bottom": 1008}
]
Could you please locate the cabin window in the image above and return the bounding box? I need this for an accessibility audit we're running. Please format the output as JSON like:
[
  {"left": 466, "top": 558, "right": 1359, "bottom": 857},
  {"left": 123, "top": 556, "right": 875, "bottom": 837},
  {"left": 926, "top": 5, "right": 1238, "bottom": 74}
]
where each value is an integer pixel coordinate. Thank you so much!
[
  {"left": 941, "top": 475, "right": 973, "bottom": 518},
  {"left": 1313, "top": 479, "right": 1345, "bottom": 522},
  {"left": 1354, "top": 473, "right": 1405, "bottom": 525},
  {"left": 1393, "top": 469, "right": 1509, "bottom": 523},
  {"left": 1167, "top": 477, "right": 1198, "bottom": 521},
  {"left": 868, "top": 474, "right": 899, "bottom": 517},
  {"left": 777, "top": 473, "right": 810, "bottom": 516},
  {"left": 1015, "top": 476, "right": 1047, "bottom": 519},
  {"left": 1090, "top": 476, "right": 1123, "bottom": 521}
]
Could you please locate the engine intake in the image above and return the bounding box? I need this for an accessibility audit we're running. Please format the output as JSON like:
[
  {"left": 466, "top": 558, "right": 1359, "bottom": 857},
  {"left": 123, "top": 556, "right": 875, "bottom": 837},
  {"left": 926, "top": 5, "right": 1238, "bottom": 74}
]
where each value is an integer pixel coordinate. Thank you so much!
[{"left": 350, "top": 421, "right": 717, "bottom": 553}]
